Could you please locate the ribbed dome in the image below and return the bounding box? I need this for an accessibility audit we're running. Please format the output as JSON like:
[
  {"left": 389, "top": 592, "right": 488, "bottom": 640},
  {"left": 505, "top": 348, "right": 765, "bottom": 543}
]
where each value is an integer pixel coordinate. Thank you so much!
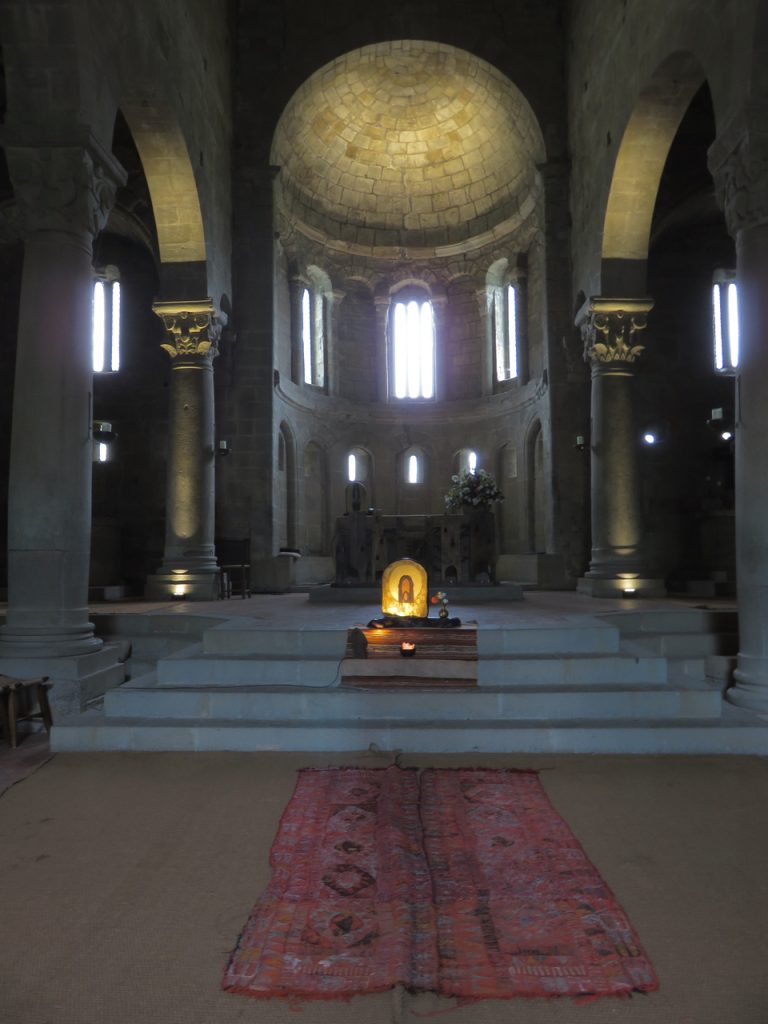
[{"left": 272, "top": 40, "right": 545, "bottom": 252}]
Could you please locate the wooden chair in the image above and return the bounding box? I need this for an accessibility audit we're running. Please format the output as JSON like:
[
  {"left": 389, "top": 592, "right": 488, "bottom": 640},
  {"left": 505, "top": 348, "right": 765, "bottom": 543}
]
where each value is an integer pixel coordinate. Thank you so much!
[
  {"left": 215, "top": 537, "right": 251, "bottom": 599},
  {"left": 0, "top": 675, "right": 53, "bottom": 749}
]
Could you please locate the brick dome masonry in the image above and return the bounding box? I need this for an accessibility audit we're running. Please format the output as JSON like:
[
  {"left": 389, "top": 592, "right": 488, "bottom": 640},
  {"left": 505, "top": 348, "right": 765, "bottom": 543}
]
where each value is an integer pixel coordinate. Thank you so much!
[{"left": 271, "top": 40, "right": 546, "bottom": 254}]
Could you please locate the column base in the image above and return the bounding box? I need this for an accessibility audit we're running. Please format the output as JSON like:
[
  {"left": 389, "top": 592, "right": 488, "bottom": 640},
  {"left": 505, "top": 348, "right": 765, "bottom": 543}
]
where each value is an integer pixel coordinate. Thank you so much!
[
  {"left": 0, "top": 623, "right": 103, "bottom": 658},
  {"left": 0, "top": 644, "right": 126, "bottom": 715},
  {"left": 144, "top": 571, "right": 220, "bottom": 601},
  {"left": 725, "top": 655, "right": 768, "bottom": 716},
  {"left": 577, "top": 576, "right": 667, "bottom": 598}
]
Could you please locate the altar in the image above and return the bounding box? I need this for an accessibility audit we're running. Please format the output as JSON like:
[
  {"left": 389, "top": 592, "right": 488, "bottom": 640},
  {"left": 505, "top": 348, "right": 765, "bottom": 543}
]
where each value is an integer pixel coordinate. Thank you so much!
[{"left": 333, "top": 510, "right": 496, "bottom": 586}]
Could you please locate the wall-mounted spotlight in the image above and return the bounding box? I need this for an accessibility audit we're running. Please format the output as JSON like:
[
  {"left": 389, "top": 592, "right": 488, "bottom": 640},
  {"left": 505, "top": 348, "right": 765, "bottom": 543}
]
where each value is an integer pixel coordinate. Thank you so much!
[
  {"left": 708, "top": 407, "right": 734, "bottom": 444},
  {"left": 218, "top": 440, "right": 230, "bottom": 456},
  {"left": 93, "top": 420, "right": 117, "bottom": 444},
  {"left": 641, "top": 431, "right": 658, "bottom": 446},
  {"left": 574, "top": 435, "right": 586, "bottom": 452}
]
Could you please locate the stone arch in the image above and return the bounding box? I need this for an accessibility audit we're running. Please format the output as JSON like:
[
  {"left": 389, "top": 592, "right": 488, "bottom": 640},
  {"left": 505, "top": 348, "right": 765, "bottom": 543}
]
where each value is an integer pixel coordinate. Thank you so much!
[
  {"left": 601, "top": 51, "right": 707, "bottom": 293},
  {"left": 276, "top": 421, "right": 297, "bottom": 550},
  {"left": 118, "top": 101, "right": 206, "bottom": 271}
]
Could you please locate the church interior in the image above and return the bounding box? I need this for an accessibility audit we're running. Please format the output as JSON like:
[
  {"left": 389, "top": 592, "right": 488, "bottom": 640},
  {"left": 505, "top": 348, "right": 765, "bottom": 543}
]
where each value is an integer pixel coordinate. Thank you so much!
[{"left": 1, "top": 0, "right": 768, "bottom": 1020}]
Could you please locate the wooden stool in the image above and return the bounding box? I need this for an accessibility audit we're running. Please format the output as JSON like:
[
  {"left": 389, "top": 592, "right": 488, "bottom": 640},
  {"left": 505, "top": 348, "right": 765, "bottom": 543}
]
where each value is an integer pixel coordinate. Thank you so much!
[{"left": 0, "top": 675, "right": 52, "bottom": 749}]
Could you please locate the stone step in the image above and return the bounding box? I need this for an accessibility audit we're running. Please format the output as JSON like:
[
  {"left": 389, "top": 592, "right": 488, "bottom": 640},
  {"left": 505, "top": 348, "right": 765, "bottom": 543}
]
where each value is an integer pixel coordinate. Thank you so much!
[
  {"left": 202, "top": 625, "right": 348, "bottom": 657},
  {"left": 622, "top": 633, "right": 738, "bottom": 657},
  {"left": 52, "top": 706, "right": 768, "bottom": 755},
  {"left": 103, "top": 682, "right": 722, "bottom": 722},
  {"left": 478, "top": 622, "right": 619, "bottom": 656},
  {"left": 477, "top": 654, "right": 667, "bottom": 686},
  {"left": 156, "top": 650, "right": 343, "bottom": 686},
  {"left": 601, "top": 608, "right": 738, "bottom": 635}
]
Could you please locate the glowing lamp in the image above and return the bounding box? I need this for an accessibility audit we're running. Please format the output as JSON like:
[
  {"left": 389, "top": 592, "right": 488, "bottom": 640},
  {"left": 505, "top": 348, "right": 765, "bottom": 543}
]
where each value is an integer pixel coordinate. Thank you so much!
[
  {"left": 173, "top": 584, "right": 187, "bottom": 598},
  {"left": 381, "top": 558, "right": 428, "bottom": 618},
  {"left": 400, "top": 641, "right": 416, "bottom": 657}
]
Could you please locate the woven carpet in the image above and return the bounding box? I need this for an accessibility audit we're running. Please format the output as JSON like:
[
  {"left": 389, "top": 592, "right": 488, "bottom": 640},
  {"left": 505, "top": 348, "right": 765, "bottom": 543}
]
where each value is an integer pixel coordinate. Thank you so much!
[{"left": 222, "top": 766, "right": 658, "bottom": 1002}]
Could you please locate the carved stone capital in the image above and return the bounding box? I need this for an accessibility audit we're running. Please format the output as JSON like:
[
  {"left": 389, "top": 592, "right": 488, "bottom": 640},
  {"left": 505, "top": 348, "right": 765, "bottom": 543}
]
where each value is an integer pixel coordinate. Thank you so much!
[
  {"left": 709, "top": 106, "right": 768, "bottom": 236},
  {"left": 153, "top": 299, "right": 221, "bottom": 360},
  {"left": 4, "top": 137, "right": 126, "bottom": 240},
  {"left": 577, "top": 297, "right": 653, "bottom": 367}
]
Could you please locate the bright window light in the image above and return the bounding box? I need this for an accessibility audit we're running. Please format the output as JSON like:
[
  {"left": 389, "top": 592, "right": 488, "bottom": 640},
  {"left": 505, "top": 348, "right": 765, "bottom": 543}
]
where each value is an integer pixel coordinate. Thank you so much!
[
  {"left": 348, "top": 453, "right": 357, "bottom": 482},
  {"left": 712, "top": 283, "right": 723, "bottom": 370},
  {"left": 468, "top": 450, "right": 478, "bottom": 472},
  {"left": 727, "top": 282, "right": 739, "bottom": 368},
  {"left": 111, "top": 281, "right": 121, "bottom": 372},
  {"left": 408, "top": 454, "right": 418, "bottom": 483},
  {"left": 302, "top": 288, "right": 312, "bottom": 385},
  {"left": 92, "top": 276, "right": 120, "bottom": 372},
  {"left": 494, "top": 283, "right": 519, "bottom": 382},
  {"left": 392, "top": 298, "right": 434, "bottom": 399},
  {"left": 712, "top": 272, "right": 739, "bottom": 373},
  {"left": 92, "top": 281, "right": 105, "bottom": 372}
]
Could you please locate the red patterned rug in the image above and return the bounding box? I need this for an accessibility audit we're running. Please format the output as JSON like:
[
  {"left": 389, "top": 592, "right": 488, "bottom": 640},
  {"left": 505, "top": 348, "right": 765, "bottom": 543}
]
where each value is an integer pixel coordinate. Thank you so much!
[{"left": 222, "top": 767, "right": 658, "bottom": 1002}]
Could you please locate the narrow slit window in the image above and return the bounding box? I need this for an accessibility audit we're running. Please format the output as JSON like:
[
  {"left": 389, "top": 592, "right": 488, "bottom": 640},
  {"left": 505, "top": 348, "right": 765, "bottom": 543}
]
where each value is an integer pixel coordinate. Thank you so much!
[
  {"left": 408, "top": 454, "right": 419, "bottom": 483},
  {"left": 494, "top": 283, "right": 518, "bottom": 382},
  {"left": 92, "top": 274, "right": 120, "bottom": 373},
  {"left": 712, "top": 271, "right": 739, "bottom": 372},
  {"left": 392, "top": 298, "right": 434, "bottom": 400},
  {"left": 348, "top": 453, "right": 357, "bottom": 482}
]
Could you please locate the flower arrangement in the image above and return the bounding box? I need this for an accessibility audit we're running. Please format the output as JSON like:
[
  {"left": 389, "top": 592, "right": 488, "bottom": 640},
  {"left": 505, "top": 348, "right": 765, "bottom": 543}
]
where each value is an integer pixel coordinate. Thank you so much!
[
  {"left": 431, "top": 590, "right": 450, "bottom": 618},
  {"left": 444, "top": 468, "right": 503, "bottom": 513}
]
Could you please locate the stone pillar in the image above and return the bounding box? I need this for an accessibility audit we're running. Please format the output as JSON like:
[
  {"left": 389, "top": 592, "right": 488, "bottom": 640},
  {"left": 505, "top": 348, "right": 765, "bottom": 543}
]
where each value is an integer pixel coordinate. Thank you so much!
[
  {"left": 145, "top": 301, "right": 221, "bottom": 601},
  {"left": 576, "top": 298, "right": 665, "bottom": 597},
  {"left": 710, "top": 116, "right": 768, "bottom": 712},
  {"left": 475, "top": 286, "right": 493, "bottom": 396},
  {"left": 326, "top": 287, "right": 345, "bottom": 397},
  {"left": 288, "top": 274, "right": 305, "bottom": 384},
  {"left": 374, "top": 294, "right": 390, "bottom": 402},
  {"left": 0, "top": 138, "right": 125, "bottom": 657}
]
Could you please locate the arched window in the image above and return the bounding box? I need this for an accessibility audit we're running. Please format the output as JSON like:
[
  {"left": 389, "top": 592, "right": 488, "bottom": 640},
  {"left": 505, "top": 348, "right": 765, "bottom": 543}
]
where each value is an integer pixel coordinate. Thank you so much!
[
  {"left": 494, "top": 283, "right": 518, "bottom": 382},
  {"left": 487, "top": 258, "right": 525, "bottom": 386},
  {"left": 712, "top": 269, "right": 739, "bottom": 373},
  {"left": 92, "top": 266, "right": 121, "bottom": 373},
  {"left": 299, "top": 266, "right": 331, "bottom": 388},
  {"left": 346, "top": 447, "right": 370, "bottom": 483},
  {"left": 390, "top": 288, "right": 435, "bottom": 400},
  {"left": 455, "top": 448, "right": 478, "bottom": 475},
  {"left": 401, "top": 446, "right": 426, "bottom": 485}
]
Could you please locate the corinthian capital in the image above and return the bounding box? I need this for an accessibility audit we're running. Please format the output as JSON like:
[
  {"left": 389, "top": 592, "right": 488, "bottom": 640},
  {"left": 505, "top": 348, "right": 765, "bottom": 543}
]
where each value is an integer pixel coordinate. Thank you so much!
[
  {"left": 5, "top": 136, "right": 126, "bottom": 239},
  {"left": 153, "top": 299, "right": 221, "bottom": 359},
  {"left": 709, "top": 106, "right": 768, "bottom": 237},
  {"left": 578, "top": 297, "right": 653, "bottom": 367}
]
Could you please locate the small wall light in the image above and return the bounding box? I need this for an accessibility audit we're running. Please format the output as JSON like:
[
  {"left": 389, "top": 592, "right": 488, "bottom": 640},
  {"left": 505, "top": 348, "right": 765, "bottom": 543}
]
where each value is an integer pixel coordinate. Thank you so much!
[
  {"left": 642, "top": 432, "right": 657, "bottom": 446},
  {"left": 400, "top": 641, "right": 416, "bottom": 657},
  {"left": 173, "top": 584, "right": 187, "bottom": 598},
  {"left": 720, "top": 430, "right": 733, "bottom": 442},
  {"left": 574, "top": 435, "right": 586, "bottom": 451},
  {"left": 218, "top": 440, "right": 230, "bottom": 455}
]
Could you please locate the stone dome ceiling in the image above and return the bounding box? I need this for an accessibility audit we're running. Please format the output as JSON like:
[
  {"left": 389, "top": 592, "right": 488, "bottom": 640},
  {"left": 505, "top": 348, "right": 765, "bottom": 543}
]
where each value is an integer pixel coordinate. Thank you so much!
[{"left": 272, "top": 41, "right": 545, "bottom": 254}]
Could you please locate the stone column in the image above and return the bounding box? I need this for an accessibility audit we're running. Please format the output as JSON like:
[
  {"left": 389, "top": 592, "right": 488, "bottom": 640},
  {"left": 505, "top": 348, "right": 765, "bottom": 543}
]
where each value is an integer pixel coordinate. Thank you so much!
[
  {"left": 288, "top": 274, "right": 305, "bottom": 384},
  {"left": 145, "top": 301, "right": 221, "bottom": 601},
  {"left": 326, "top": 287, "right": 345, "bottom": 397},
  {"left": 576, "top": 298, "right": 665, "bottom": 597},
  {"left": 711, "top": 116, "right": 768, "bottom": 712},
  {"left": 373, "top": 294, "right": 390, "bottom": 402},
  {"left": 475, "top": 286, "right": 493, "bottom": 396},
  {"left": 0, "top": 138, "right": 125, "bottom": 656}
]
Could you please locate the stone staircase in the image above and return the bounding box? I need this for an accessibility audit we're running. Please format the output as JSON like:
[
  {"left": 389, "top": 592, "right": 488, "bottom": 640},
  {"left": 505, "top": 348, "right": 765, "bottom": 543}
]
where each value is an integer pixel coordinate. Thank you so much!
[{"left": 52, "top": 607, "right": 768, "bottom": 754}]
